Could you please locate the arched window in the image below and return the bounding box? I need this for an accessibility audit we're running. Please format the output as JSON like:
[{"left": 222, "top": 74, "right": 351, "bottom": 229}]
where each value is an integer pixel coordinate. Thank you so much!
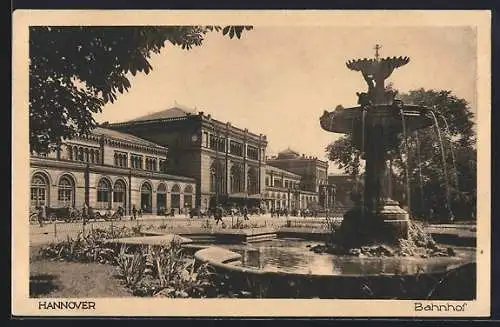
[
  {"left": 210, "top": 161, "right": 225, "bottom": 194},
  {"left": 84, "top": 148, "right": 89, "bottom": 162},
  {"left": 140, "top": 182, "right": 152, "bottom": 213},
  {"left": 90, "top": 149, "right": 95, "bottom": 163},
  {"left": 31, "top": 173, "right": 49, "bottom": 207},
  {"left": 58, "top": 175, "right": 75, "bottom": 207},
  {"left": 156, "top": 183, "right": 167, "bottom": 214},
  {"left": 171, "top": 184, "right": 180, "bottom": 193},
  {"left": 171, "top": 184, "right": 181, "bottom": 209},
  {"left": 95, "top": 150, "right": 100, "bottom": 164},
  {"left": 157, "top": 183, "right": 167, "bottom": 194},
  {"left": 113, "top": 180, "right": 126, "bottom": 209},
  {"left": 67, "top": 145, "right": 73, "bottom": 160},
  {"left": 183, "top": 184, "right": 193, "bottom": 208},
  {"left": 247, "top": 168, "right": 258, "bottom": 195},
  {"left": 230, "top": 164, "right": 242, "bottom": 193},
  {"left": 97, "top": 178, "right": 111, "bottom": 209},
  {"left": 78, "top": 147, "right": 84, "bottom": 161}
]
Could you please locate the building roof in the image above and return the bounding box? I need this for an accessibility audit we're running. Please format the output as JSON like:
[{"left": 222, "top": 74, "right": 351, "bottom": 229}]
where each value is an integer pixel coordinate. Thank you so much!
[
  {"left": 328, "top": 175, "right": 356, "bottom": 184},
  {"left": 92, "top": 127, "right": 165, "bottom": 149},
  {"left": 126, "top": 106, "right": 197, "bottom": 123},
  {"left": 277, "top": 147, "right": 300, "bottom": 159},
  {"left": 266, "top": 164, "right": 301, "bottom": 179}
]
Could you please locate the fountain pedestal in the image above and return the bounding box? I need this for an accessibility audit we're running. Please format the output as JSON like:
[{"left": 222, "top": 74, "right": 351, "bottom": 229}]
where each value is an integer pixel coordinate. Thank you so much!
[{"left": 320, "top": 48, "right": 433, "bottom": 248}]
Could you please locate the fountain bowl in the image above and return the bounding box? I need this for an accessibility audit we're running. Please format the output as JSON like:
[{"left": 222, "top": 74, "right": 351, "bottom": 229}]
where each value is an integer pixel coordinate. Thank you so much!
[{"left": 320, "top": 104, "right": 434, "bottom": 135}]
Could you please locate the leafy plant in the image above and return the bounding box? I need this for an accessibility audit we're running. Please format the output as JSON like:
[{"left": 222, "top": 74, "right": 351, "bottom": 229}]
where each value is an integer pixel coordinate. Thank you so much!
[
  {"left": 39, "top": 231, "right": 116, "bottom": 264},
  {"left": 115, "top": 245, "right": 147, "bottom": 289},
  {"left": 132, "top": 240, "right": 216, "bottom": 298}
]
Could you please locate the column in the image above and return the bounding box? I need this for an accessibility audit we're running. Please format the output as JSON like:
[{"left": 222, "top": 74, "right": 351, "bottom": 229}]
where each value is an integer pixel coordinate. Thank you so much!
[
  {"left": 128, "top": 170, "right": 132, "bottom": 215},
  {"left": 84, "top": 164, "right": 90, "bottom": 206},
  {"left": 179, "top": 192, "right": 184, "bottom": 214},
  {"left": 152, "top": 188, "right": 157, "bottom": 215}
]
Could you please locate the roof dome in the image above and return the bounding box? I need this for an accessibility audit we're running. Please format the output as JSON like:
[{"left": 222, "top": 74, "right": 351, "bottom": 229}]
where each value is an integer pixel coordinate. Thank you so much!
[{"left": 277, "top": 147, "right": 300, "bottom": 159}]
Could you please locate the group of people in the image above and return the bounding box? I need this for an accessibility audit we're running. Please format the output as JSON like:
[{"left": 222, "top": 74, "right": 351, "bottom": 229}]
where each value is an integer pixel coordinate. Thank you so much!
[
  {"left": 269, "top": 207, "right": 319, "bottom": 218},
  {"left": 32, "top": 202, "right": 128, "bottom": 227}
]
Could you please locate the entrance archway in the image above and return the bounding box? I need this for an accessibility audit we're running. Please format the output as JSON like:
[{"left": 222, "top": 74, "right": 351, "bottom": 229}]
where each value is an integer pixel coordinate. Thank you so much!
[
  {"left": 58, "top": 175, "right": 75, "bottom": 207},
  {"left": 140, "top": 182, "right": 152, "bottom": 213},
  {"left": 183, "top": 185, "right": 193, "bottom": 210},
  {"left": 97, "top": 178, "right": 112, "bottom": 209},
  {"left": 31, "top": 173, "right": 50, "bottom": 208},
  {"left": 113, "top": 179, "right": 126, "bottom": 210},
  {"left": 157, "top": 183, "right": 167, "bottom": 215},
  {"left": 170, "top": 184, "right": 181, "bottom": 213}
]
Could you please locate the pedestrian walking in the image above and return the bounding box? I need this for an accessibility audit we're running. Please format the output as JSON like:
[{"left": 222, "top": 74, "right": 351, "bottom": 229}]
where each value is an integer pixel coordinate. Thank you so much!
[
  {"left": 82, "top": 202, "right": 88, "bottom": 225},
  {"left": 214, "top": 206, "right": 224, "bottom": 225},
  {"left": 243, "top": 206, "right": 249, "bottom": 221},
  {"left": 132, "top": 204, "right": 137, "bottom": 221},
  {"left": 38, "top": 204, "right": 46, "bottom": 227}
]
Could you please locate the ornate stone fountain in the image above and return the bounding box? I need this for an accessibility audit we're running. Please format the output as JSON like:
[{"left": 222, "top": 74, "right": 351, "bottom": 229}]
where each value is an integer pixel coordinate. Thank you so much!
[{"left": 320, "top": 45, "right": 434, "bottom": 248}]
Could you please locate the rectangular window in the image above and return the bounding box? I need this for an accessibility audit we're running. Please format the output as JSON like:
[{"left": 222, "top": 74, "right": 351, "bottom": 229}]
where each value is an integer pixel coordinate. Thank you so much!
[
  {"left": 230, "top": 140, "right": 243, "bottom": 156},
  {"left": 115, "top": 152, "right": 128, "bottom": 168},
  {"left": 159, "top": 159, "right": 166, "bottom": 172},
  {"left": 218, "top": 139, "right": 226, "bottom": 152},
  {"left": 284, "top": 180, "right": 289, "bottom": 188},
  {"left": 209, "top": 135, "right": 217, "bottom": 150},
  {"left": 130, "top": 154, "right": 143, "bottom": 169},
  {"left": 203, "top": 132, "right": 209, "bottom": 147},
  {"left": 145, "top": 157, "right": 157, "bottom": 171},
  {"left": 247, "top": 145, "right": 259, "bottom": 160},
  {"left": 265, "top": 177, "right": 269, "bottom": 186}
]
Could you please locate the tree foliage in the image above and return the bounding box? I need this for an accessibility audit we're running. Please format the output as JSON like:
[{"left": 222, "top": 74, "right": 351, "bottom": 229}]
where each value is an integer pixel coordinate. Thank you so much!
[
  {"left": 326, "top": 89, "right": 476, "bottom": 221},
  {"left": 29, "top": 25, "right": 253, "bottom": 154}
]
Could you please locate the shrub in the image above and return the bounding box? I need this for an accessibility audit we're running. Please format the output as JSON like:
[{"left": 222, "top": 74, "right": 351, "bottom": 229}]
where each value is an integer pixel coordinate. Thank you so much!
[
  {"left": 38, "top": 227, "right": 142, "bottom": 264},
  {"left": 39, "top": 232, "right": 115, "bottom": 264},
  {"left": 115, "top": 245, "right": 147, "bottom": 289},
  {"left": 132, "top": 240, "right": 216, "bottom": 298}
]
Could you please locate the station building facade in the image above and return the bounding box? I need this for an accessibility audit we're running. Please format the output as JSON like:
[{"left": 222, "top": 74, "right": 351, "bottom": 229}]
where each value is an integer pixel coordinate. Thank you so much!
[
  {"left": 108, "top": 107, "right": 268, "bottom": 210},
  {"left": 266, "top": 148, "right": 334, "bottom": 209},
  {"left": 263, "top": 165, "right": 318, "bottom": 210},
  {"left": 30, "top": 127, "right": 196, "bottom": 215}
]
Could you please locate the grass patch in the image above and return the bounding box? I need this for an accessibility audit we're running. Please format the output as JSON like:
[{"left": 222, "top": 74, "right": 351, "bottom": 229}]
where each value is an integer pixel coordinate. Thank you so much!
[{"left": 30, "top": 244, "right": 131, "bottom": 298}]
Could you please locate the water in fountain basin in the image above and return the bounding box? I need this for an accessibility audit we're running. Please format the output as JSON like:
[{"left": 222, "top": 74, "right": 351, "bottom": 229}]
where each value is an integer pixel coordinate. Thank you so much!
[{"left": 225, "top": 238, "right": 475, "bottom": 276}]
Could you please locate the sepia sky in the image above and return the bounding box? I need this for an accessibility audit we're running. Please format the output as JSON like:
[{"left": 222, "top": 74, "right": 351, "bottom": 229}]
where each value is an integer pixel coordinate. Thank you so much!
[{"left": 95, "top": 26, "right": 477, "bottom": 174}]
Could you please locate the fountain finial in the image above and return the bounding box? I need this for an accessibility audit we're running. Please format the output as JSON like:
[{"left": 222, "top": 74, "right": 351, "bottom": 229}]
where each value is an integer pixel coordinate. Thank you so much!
[{"left": 374, "top": 44, "right": 382, "bottom": 60}]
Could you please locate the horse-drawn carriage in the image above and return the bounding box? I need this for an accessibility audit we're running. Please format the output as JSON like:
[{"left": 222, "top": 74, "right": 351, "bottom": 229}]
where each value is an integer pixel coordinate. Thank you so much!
[
  {"left": 29, "top": 206, "right": 82, "bottom": 223},
  {"left": 29, "top": 205, "right": 125, "bottom": 223},
  {"left": 87, "top": 207, "right": 124, "bottom": 221}
]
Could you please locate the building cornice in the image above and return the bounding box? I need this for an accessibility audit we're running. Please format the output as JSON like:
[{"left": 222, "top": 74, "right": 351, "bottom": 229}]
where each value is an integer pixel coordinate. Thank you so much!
[
  {"left": 30, "top": 157, "right": 196, "bottom": 183},
  {"left": 266, "top": 158, "right": 329, "bottom": 168},
  {"left": 69, "top": 132, "right": 168, "bottom": 157}
]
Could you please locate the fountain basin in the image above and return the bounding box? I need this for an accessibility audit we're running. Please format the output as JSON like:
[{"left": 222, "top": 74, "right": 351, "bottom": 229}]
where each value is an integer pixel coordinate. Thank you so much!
[
  {"left": 194, "top": 238, "right": 476, "bottom": 299},
  {"left": 320, "top": 104, "right": 434, "bottom": 135}
]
